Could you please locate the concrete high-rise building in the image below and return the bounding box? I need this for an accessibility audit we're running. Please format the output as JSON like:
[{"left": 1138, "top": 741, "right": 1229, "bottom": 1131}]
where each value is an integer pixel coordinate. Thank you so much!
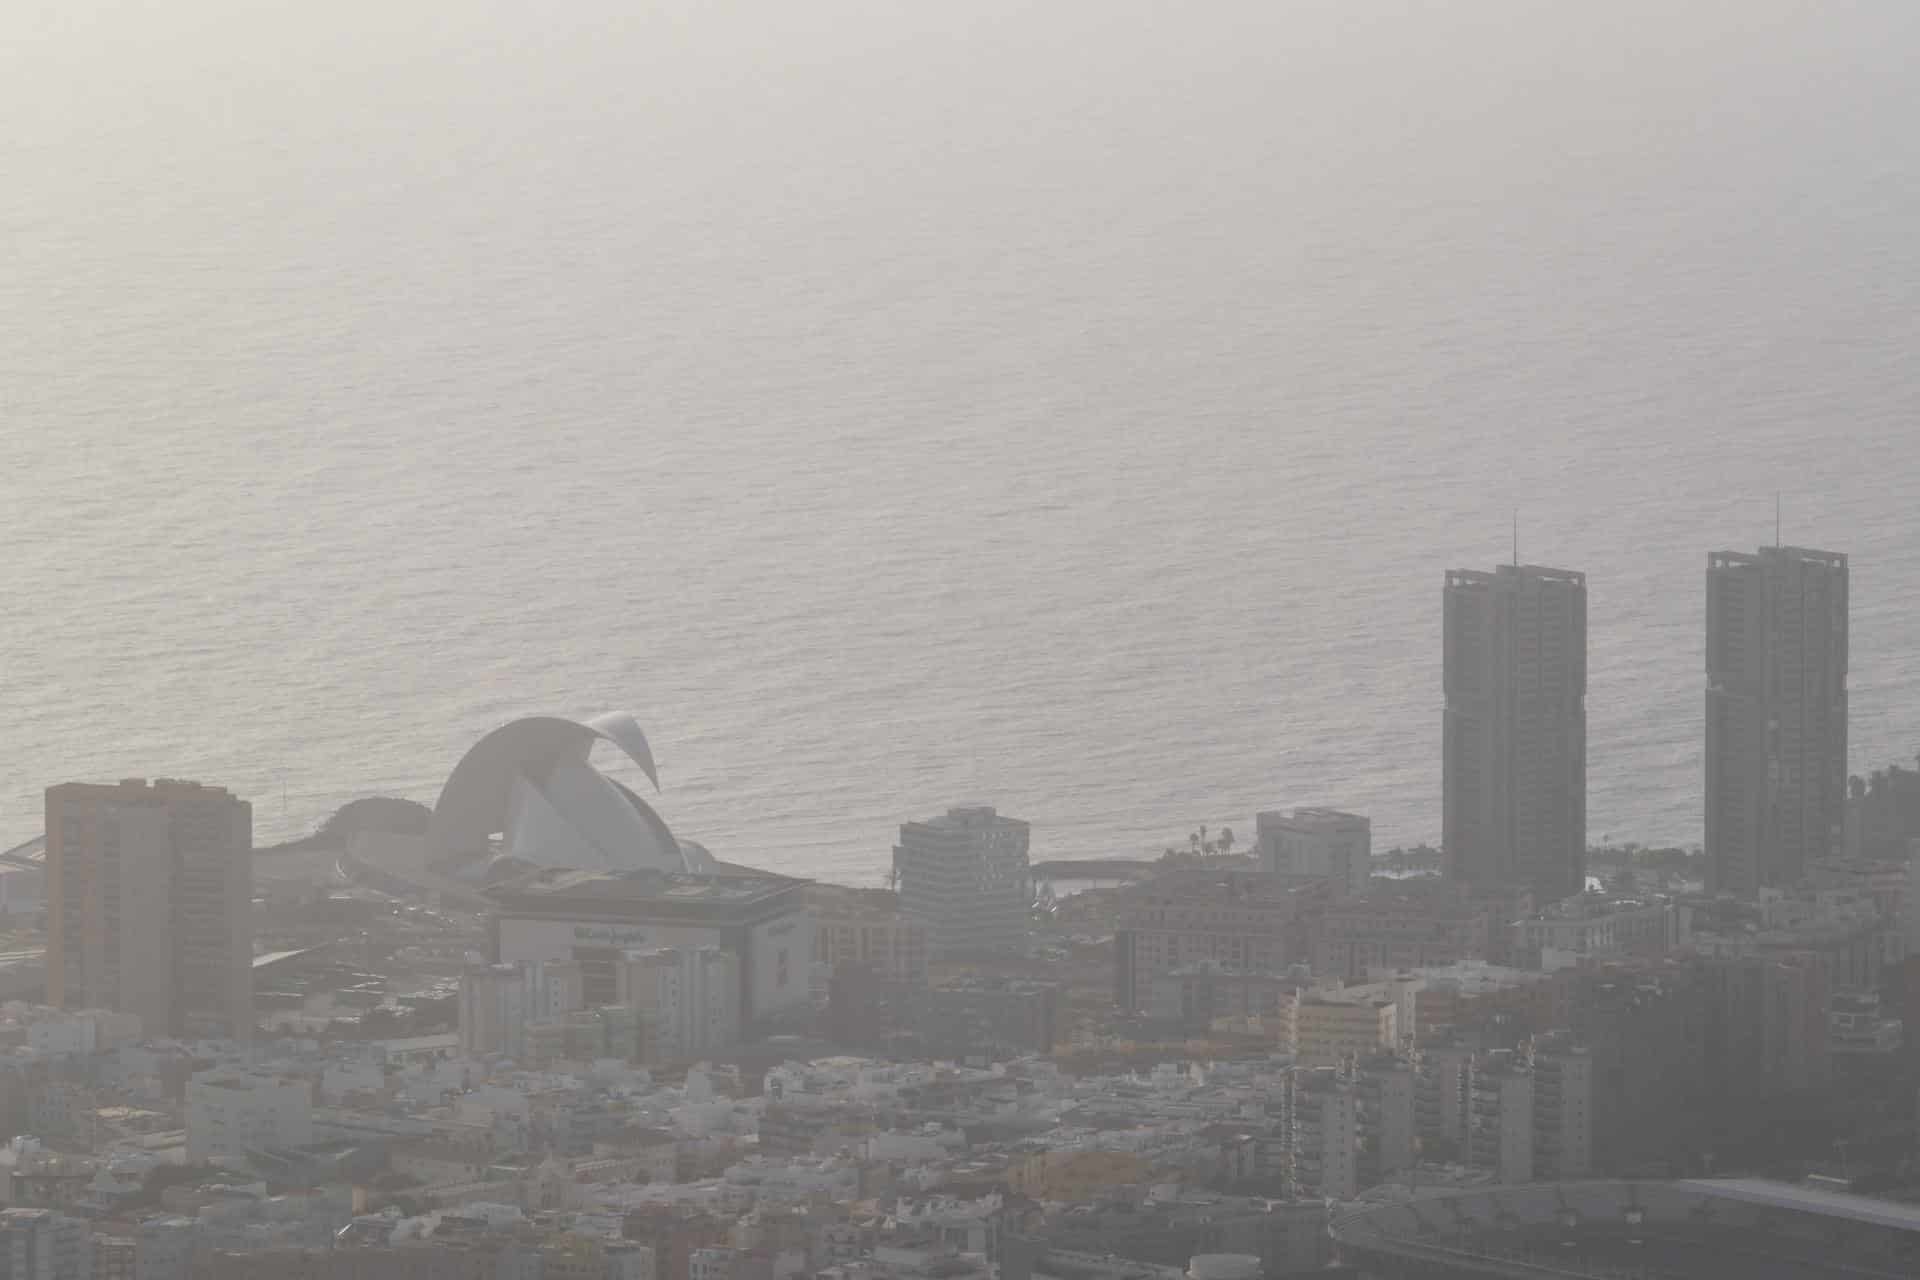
[
  {"left": 1283, "top": 1069, "right": 1360, "bottom": 1200},
  {"left": 616, "top": 945, "right": 741, "bottom": 1065},
  {"left": 1443, "top": 565, "right": 1588, "bottom": 901},
  {"left": 1531, "top": 1032, "right": 1594, "bottom": 1179},
  {"left": 1255, "top": 808, "right": 1371, "bottom": 898},
  {"left": 0, "top": 1208, "right": 92, "bottom": 1280},
  {"left": 46, "top": 779, "right": 252, "bottom": 1040},
  {"left": 458, "top": 959, "right": 584, "bottom": 1057},
  {"left": 892, "top": 806, "right": 1030, "bottom": 958},
  {"left": 1353, "top": 1053, "right": 1417, "bottom": 1185},
  {"left": 1705, "top": 546, "right": 1849, "bottom": 895},
  {"left": 1466, "top": 1050, "right": 1534, "bottom": 1184},
  {"left": 1414, "top": 1042, "right": 1475, "bottom": 1153}
]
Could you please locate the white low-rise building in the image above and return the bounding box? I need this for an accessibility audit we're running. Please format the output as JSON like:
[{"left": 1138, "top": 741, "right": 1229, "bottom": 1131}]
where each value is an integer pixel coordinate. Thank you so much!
[{"left": 186, "top": 1071, "right": 313, "bottom": 1162}]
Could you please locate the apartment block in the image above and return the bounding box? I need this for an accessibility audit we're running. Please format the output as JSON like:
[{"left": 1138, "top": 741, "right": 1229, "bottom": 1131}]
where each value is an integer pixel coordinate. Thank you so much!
[
  {"left": 1313, "top": 885, "right": 1492, "bottom": 983},
  {"left": 1255, "top": 809, "right": 1371, "bottom": 899},
  {"left": 893, "top": 808, "right": 1031, "bottom": 959},
  {"left": 1295, "top": 997, "right": 1396, "bottom": 1067},
  {"left": 1113, "top": 873, "right": 1327, "bottom": 1011},
  {"left": 1466, "top": 1050, "right": 1533, "bottom": 1184},
  {"left": 809, "top": 886, "right": 930, "bottom": 987},
  {"left": 46, "top": 778, "right": 252, "bottom": 1039},
  {"left": 616, "top": 946, "right": 742, "bottom": 1066}
]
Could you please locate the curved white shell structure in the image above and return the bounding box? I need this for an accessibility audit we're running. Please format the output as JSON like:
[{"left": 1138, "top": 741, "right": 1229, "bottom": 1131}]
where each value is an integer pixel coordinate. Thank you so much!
[{"left": 429, "top": 713, "right": 713, "bottom": 874}]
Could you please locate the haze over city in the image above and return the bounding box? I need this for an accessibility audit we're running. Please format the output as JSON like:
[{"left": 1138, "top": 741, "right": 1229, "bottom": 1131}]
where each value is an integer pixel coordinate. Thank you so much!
[{"left": 6, "top": 3, "right": 1920, "bottom": 1278}]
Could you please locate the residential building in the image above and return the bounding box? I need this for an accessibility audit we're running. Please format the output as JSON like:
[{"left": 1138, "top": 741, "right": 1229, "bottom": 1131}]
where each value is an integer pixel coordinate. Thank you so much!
[
  {"left": 459, "top": 960, "right": 585, "bottom": 1057},
  {"left": 892, "top": 808, "right": 1031, "bottom": 959},
  {"left": 1443, "top": 565, "right": 1588, "bottom": 900},
  {"left": 1295, "top": 997, "right": 1396, "bottom": 1067},
  {"left": 132, "top": 1217, "right": 195, "bottom": 1280},
  {"left": 1530, "top": 1032, "right": 1593, "bottom": 1179},
  {"left": 915, "top": 980, "right": 1059, "bottom": 1060},
  {"left": 616, "top": 946, "right": 741, "bottom": 1065},
  {"left": 1283, "top": 1069, "right": 1359, "bottom": 1200},
  {"left": 1352, "top": 1053, "right": 1416, "bottom": 1186},
  {"left": 95, "top": 1236, "right": 135, "bottom": 1280},
  {"left": 1705, "top": 546, "right": 1849, "bottom": 894},
  {"left": 808, "top": 887, "right": 930, "bottom": 986},
  {"left": 1558, "top": 962, "right": 1713, "bottom": 1175},
  {"left": 544, "top": 1236, "right": 654, "bottom": 1280},
  {"left": 46, "top": 778, "right": 252, "bottom": 1039},
  {"left": 1512, "top": 894, "right": 1680, "bottom": 967},
  {"left": 0, "top": 1209, "right": 91, "bottom": 1280},
  {"left": 185, "top": 1071, "right": 314, "bottom": 1162},
  {"left": 1703, "top": 950, "right": 1833, "bottom": 1094},
  {"left": 1414, "top": 1042, "right": 1475, "bottom": 1156},
  {"left": 1313, "top": 884, "right": 1492, "bottom": 983},
  {"left": 1143, "top": 967, "right": 1297, "bottom": 1043},
  {"left": 1411, "top": 963, "right": 1563, "bottom": 1042},
  {"left": 1113, "top": 873, "right": 1327, "bottom": 1011},
  {"left": 1254, "top": 810, "right": 1371, "bottom": 899},
  {"left": 1466, "top": 1050, "right": 1533, "bottom": 1184}
]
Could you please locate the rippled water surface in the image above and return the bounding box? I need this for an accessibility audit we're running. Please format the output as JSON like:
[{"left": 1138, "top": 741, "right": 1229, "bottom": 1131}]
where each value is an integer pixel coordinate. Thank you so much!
[{"left": 4, "top": 0, "right": 1918, "bottom": 880}]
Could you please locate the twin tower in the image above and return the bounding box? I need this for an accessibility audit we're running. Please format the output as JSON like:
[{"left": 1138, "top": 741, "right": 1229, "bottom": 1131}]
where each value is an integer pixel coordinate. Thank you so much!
[{"left": 1442, "top": 546, "right": 1848, "bottom": 901}]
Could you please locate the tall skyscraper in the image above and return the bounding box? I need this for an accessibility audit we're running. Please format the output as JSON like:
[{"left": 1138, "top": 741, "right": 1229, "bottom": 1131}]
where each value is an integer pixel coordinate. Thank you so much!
[
  {"left": 1443, "top": 565, "right": 1588, "bottom": 901},
  {"left": 1705, "top": 545, "right": 1848, "bottom": 895},
  {"left": 892, "top": 805, "right": 1030, "bottom": 958},
  {"left": 46, "top": 778, "right": 253, "bottom": 1039}
]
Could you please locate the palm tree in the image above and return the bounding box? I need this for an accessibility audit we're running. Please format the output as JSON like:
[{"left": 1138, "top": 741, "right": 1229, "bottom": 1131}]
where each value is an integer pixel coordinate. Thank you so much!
[{"left": 1218, "top": 827, "right": 1235, "bottom": 856}]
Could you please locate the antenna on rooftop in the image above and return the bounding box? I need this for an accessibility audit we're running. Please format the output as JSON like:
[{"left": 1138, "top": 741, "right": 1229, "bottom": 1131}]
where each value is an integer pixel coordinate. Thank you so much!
[
  {"left": 1774, "top": 492, "right": 1782, "bottom": 548},
  {"left": 1512, "top": 509, "right": 1520, "bottom": 567}
]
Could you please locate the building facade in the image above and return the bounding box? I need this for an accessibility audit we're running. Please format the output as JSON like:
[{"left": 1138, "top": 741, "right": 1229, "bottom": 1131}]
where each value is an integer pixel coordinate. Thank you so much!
[
  {"left": 186, "top": 1071, "right": 314, "bottom": 1162},
  {"left": 809, "top": 887, "right": 930, "bottom": 986},
  {"left": 1705, "top": 546, "right": 1849, "bottom": 895},
  {"left": 1254, "top": 809, "right": 1371, "bottom": 900},
  {"left": 1443, "top": 565, "right": 1588, "bottom": 901},
  {"left": 1313, "top": 887, "right": 1492, "bottom": 983},
  {"left": 1113, "top": 874, "right": 1326, "bottom": 1011},
  {"left": 892, "top": 808, "right": 1031, "bottom": 959},
  {"left": 458, "top": 960, "right": 585, "bottom": 1057},
  {"left": 1143, "top": 967, "right": 1298, "bottom": 1042},
  {"left": 489, "top": 867, "right": 811, "bottom": 1029},
  {"left": 46, "top": 778, "right": 252, "bottom": 1039},
  {"left": 1295, "top": 998, "right": 1397, "bottom": 1067},
  {"left": 1466, "top": 1051, "right": 1533, "bottom": 1185},
  {"left": 1530, "top": 1033, "right": 1594, "bottom": 1179},
  {"left": 0, "top": 1208, "right": 91, "bottom": 1280},
  {"left": 616, "top": 946, "right": 742, "bottom": 1065}
]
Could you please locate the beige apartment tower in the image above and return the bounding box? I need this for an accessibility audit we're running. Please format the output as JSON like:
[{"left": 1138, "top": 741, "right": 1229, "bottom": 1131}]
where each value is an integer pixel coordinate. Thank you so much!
[
  {"left": 1443, "top": 565, "right": 1587, "bottom": 901},
  {"left": 46, "top": 779, "right": 252, "bottom": 1039}
]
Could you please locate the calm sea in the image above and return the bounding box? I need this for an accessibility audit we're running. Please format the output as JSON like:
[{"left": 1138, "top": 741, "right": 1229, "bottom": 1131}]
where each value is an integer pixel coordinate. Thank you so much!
[{"left": 4, "top": 0, "right": 1918, "bottom": 882}]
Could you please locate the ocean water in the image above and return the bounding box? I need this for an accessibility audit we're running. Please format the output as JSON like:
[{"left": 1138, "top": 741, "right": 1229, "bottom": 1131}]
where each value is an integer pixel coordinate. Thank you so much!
[{"left": 4, "top": 0, "right": 1918, "bottom": 882}]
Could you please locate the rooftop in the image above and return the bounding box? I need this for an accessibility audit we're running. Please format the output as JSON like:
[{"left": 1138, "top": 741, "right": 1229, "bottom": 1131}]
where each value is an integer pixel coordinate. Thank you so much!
[{"left": 489, "top": 866, "right": 809, "bottom": 910}]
